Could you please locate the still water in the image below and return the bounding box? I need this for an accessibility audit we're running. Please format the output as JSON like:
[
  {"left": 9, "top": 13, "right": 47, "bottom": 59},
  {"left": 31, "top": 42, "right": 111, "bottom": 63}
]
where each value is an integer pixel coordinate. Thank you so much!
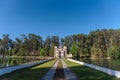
[
  {"left": 0, "top": 57, "right": 41, "bottom": 68},
  {"left": 79, "top": 58, "right": 120, "bottom": 71}
]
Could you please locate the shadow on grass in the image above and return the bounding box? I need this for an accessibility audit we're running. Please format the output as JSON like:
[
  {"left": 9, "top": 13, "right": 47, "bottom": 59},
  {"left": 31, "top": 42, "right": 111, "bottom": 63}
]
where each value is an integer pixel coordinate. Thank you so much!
[
  {"left": 64, "top": 60, "right": 120, "bottom": 80},
  {"left": 0, "top": 59, "right": 57, "bottom": 80}
]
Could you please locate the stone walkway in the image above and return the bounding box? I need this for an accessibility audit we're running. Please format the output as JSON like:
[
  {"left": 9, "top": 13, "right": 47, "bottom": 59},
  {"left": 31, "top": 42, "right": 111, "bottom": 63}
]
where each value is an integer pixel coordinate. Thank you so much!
[
  {"left": 41, "top": 60, "right": 59, "bottom": 80},
  {"left": 61, "top": 59, "right": 78, "bottom": 80},
  {"left": 41, "top": 59, "right": 77, "bottom": 80}
]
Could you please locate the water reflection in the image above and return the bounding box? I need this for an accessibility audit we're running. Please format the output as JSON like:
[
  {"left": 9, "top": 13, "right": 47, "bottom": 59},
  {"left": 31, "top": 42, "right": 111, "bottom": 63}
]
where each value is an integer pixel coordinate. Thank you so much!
[
  {"left": 79, "top": 58, "right": 120, "bottom": 71},
  {"left": 0, "top": 57, "right": 41, "bottom": 68}
]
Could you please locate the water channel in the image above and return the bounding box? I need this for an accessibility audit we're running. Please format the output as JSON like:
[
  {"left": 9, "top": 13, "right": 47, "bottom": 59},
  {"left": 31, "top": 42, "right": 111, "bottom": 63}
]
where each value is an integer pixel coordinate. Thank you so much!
[
  {"left": 79, "top": 58, "right": 120, "bottom": 71},
  {"left": 0, "top": 57, "right": 41, "bottom": 68}
]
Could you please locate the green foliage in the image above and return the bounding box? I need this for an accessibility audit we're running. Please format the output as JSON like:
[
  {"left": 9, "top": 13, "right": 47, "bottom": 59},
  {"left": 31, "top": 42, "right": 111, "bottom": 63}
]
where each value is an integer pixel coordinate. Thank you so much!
[
  {"left": 107, "top": 45, "right": 120, "bottom": 58},
  {"left": 51, "top": 36, "right": 59, "bottom": 46},
  {"left": 21, "top": 48, "right": 27, "bottom": 56},
  {"left": 83, "top": 48, "right": 88, "bottom": 56},
  {"left": 44, "top": 36, "right": 51, "bottom": 56},
  {"left": 12, "top": 48, "right": 18, "bottom": 55},
  {"left": 1, "top": 29, "right": 120, "bottom": 58},
  {"left": 49, "top": 47, "right": 53, "bottom": 57},
  {"left": 40, "top": 48, "right": 45, "bottom": 56},
  {"left": 70, "top": 43, "right": 79, "bottom": 57}
]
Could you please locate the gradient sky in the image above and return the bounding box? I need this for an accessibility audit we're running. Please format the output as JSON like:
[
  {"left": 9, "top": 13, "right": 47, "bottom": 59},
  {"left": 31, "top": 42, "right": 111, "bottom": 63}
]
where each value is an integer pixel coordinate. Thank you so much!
[{"left": 0, "top": 0, "right": 120, "bottom": 40}]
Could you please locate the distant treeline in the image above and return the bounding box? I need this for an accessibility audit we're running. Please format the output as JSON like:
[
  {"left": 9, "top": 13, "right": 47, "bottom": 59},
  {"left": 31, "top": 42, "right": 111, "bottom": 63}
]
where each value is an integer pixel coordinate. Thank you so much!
[{"left": 0, "top": 29, "right": 120, "bottom": 58}]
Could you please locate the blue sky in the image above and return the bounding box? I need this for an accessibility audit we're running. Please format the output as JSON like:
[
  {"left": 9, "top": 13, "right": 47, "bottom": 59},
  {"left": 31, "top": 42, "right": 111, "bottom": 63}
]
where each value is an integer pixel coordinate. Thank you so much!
[{"left": 0, "top": 0, "right": 120, "bottom": 40}]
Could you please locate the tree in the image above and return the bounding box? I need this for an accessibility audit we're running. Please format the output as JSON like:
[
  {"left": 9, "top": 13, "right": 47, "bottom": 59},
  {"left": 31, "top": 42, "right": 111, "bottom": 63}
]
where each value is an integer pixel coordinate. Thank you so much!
[
  {"left": 70, "top": 43, "right": 79, "bottom": 57},
  {"left": 51, "top": 36, "right": 59, "bottom": 46},
  {"left": 1, "top": 28, "right": 120, "bottom": 59},
  {"left": 63, "top": 36, "right": 73, "bottom": 54},
  {"left": 44, "top": 36, "right": 51, "bottom": 56},
  {"left": 107, "top": 45, "right": 120, "bottom": 58},
  {"left": 1, "top": 34, "right": 12, "bottom": 56},
  {"left": 14, "top": 38, "right": 23, "bottom": 55},
  {"left": 28, "top": 34, "right": 43, "bottom": 56},
  {"left": 40, "top": 48, "right": 45, "bottom": 58},
  {"left": 50, "top": 36, "right": 60, "bottom": 56},
  {"left": 61, "top": 38, "right": 64, "bottom": 45},
  {"left": 83, "top": 48, "right": 88, "bottom": 56}
]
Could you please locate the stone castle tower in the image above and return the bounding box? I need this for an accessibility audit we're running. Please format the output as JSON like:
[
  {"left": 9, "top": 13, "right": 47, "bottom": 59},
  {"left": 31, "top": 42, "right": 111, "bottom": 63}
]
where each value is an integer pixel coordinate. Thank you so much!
[{"left": 54, "top": 46, "right": 67, "bottom": 58}]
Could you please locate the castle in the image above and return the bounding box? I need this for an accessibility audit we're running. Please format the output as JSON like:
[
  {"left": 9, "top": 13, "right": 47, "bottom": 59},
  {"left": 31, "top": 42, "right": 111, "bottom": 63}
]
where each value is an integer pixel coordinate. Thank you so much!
[{"left": 54, "top": 46, "right": 67, "bottom": 58}]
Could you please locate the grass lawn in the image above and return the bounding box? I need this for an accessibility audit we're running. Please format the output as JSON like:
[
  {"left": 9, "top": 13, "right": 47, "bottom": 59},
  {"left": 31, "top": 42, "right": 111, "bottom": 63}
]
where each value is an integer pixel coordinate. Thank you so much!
[
  {"left": 64, "top": 60, "right": 120, "bottom": 80},
  {"left": 0, "top": 59, "right": 57, "bottom": 80}
]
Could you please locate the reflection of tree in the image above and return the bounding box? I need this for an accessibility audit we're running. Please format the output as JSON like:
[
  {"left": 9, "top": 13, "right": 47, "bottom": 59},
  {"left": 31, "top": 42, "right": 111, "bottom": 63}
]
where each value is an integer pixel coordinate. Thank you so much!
[
  {"left": 0, "top": 57, "right": 41, "bottom": 68},
  {"left": 102, "top": 59, "right": 109, "bottom": 68},
  {"left": 0, "top": 58, "right": 4, "bottom": 68}
]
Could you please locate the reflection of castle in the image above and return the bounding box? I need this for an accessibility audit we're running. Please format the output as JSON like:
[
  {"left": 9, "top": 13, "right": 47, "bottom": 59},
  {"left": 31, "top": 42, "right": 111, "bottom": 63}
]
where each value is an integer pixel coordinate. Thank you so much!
[{"left": 54, "top": 46, "right": 67, "bottom": 58}]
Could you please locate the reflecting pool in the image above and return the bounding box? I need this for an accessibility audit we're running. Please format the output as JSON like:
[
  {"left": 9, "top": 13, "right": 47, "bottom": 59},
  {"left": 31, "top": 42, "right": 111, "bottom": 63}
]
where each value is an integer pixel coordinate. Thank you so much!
[
  {"left": 79, "top": 58, "right": 120, "bottom": 71},
  {"left": 0, "top": 57, "right": 41, "bottom": 68}
]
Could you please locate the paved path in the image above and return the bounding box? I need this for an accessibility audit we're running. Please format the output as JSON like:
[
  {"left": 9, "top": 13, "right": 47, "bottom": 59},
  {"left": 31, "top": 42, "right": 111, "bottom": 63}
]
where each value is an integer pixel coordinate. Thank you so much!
[
  {"left": 41, "top": 59, "right": 77, "bottom": 80},
  {"left": 41, "top": 60, "right": 59, "bottom": 80},
  {"left": 61, "top": 59, "right": 78, "bottom": 80},
  {"left": 53, "top": 59, "right": 66, "bottom": 80}
]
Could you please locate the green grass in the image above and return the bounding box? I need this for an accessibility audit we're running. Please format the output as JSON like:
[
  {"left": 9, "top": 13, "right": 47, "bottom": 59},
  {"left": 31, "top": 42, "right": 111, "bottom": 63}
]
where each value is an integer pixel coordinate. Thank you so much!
[
  {"left": 64, "top": 60, "right": 120, "bottom": 80},
  {"left": 0, "top": 59, "right": 57, "bottom": 80}
]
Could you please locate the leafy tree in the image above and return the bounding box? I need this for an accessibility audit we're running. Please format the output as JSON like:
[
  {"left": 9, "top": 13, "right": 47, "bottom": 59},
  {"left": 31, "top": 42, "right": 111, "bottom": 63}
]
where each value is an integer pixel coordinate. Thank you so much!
[
  {"left": 28, "top": 34, "right": 43, "bottom": 55},
  {"left": 51, "top": 36, "right": 59, "bottom": 46},
  {"left": 44, "top": 36, "right": 51, "bottom": 56},
  {"left": 50, "top": 36, "right": 59, "bottom": 56},
  {"left": 1, "top": 29, "right": 120, "bottom": 59},
  {"left": 107, "top": 45, "right": 120, "bottom": 58},
  {"left": 61, "top": 38, "right": 64, "bottom": 45},
  {"left": 40, "top": 48, "right": 45, "bottom": 58},
  {"left": 14, "top": 38, "right": 23, "bottom": 55},
  {"left": 63, "top": 36, "right": 73, "bottom": 54},
  {"left": 1, "top": 34, "right": 12, "bottom": 56},
  {"left": 83, "top": 48, "right": 88, "bottom": 56},
  {"left": 70, "top": 43, "right": 79, "bottom": 57}
]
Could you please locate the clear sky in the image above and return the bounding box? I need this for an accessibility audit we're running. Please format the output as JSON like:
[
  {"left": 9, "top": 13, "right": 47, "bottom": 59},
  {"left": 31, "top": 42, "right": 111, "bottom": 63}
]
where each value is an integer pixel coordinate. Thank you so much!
[{"left": 0, "top": 0, "right": 120, "bottom": 40}]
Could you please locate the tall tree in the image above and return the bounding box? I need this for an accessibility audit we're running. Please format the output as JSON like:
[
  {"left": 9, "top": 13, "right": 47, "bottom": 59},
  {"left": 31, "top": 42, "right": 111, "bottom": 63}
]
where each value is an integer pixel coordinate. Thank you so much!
[
  {"left": 1, "top": 34, "right": 12, "bottom": 56},
  {"left": 44, "top": 36, "right": 51, "bottom": 56},
  {"left": 70, "top": 42, "right": 79, "bottom": 57},
  {"left": 50, "top": 36, "right": 59, "bottom": 56}
]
